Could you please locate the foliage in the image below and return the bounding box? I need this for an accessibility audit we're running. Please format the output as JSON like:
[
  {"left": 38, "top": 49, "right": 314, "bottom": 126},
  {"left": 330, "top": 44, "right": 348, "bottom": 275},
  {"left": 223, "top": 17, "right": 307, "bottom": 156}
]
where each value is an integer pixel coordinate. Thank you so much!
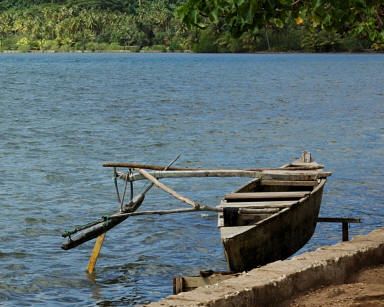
[
  {"left": 0, "top": 1, "right": 191, "bottom": 52},
  {"left": 0, "top": 0, "right": 383, "bottom": 52},
  {"left": 177, "top": 0, "right": 384, "bottom": 51}
]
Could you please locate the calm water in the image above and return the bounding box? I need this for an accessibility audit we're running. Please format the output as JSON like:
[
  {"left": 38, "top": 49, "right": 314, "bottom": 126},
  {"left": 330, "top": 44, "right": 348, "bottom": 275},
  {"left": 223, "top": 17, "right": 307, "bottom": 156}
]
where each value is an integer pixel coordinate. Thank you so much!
[{"left": 0, "top": 53, "right": 383, "bottom": 305}]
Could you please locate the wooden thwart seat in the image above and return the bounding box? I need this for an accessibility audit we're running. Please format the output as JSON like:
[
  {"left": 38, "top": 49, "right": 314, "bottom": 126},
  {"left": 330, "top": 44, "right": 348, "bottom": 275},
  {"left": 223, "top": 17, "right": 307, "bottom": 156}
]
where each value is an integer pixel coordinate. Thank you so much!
[
  {"left": 261, "top": 180, "right": 318, "bottom": 186},
  {"left": 219, "top": 200, "right": 297, "bottom": 209},
  {"left": 238, "top": 208, "right": 280, "bottom": 214},
  {"left": 224, "top": 191, "right": 310, "bottom": 201}
]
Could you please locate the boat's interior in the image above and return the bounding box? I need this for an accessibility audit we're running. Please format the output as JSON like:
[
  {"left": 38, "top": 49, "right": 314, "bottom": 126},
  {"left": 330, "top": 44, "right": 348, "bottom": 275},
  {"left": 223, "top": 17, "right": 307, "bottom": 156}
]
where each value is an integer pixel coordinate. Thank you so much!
[{"left": 218, "top": 177, "right": 320, "bottom": 227}]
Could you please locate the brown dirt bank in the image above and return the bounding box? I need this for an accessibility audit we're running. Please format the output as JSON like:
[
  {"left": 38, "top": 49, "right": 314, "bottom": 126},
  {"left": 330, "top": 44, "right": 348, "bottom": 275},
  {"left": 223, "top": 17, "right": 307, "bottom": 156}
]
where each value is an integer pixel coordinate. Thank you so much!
[{"left": 286, "top": 265, "right": 384, "bottom": 306}]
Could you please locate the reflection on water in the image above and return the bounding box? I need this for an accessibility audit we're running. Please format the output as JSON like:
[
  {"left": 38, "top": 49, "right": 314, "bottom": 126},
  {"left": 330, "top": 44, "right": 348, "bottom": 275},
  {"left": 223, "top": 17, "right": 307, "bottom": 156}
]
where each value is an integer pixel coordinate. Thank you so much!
[{"left": 0, "top": 53, "right": 383, "bottom": 305}]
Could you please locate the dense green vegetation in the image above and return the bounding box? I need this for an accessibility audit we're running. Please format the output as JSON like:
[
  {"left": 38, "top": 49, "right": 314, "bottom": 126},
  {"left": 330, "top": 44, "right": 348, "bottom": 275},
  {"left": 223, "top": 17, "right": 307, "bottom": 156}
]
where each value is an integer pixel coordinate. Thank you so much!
[
  {"left": 0, "top": 0, "right": 192, "bottom": 52},
  {"left": 0, "top": 0, "right": 383, "bottom": 52},
  {"left": 178, "top": 0, "right": 384, "bottom": 52}
]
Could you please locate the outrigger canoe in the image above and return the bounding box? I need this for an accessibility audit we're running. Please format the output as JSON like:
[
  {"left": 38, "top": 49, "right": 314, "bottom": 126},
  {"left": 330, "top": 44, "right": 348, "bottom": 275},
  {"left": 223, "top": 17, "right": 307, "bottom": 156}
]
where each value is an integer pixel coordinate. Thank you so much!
[
  {"left": 62, "top": 151, "right": 330, "bottom": 274},
  {"left": 218, "top": 151, "right": 330, "bottom": 272}
]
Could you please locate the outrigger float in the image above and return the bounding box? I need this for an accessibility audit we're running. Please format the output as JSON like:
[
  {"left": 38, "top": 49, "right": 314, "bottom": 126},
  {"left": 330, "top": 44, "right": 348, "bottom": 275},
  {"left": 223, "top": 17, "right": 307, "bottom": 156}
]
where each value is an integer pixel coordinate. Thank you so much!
[{"left": 62, "top": 152, "right": 354, "bottom": 275}]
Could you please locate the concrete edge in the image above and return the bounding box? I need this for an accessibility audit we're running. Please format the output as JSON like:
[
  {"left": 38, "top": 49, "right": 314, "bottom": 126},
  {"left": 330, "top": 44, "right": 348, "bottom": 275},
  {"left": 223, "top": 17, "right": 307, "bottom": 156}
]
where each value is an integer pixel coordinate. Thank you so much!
[{"left": 146, "top": 227, "right": 384, "bottom": 306}]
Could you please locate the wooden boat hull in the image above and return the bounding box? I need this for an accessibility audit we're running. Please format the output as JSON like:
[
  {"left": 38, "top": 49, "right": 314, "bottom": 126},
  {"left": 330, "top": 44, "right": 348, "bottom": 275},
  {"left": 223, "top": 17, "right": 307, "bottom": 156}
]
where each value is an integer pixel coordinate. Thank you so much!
[{"left": 220, "top": 177, "right": 326, "bottom": 273}]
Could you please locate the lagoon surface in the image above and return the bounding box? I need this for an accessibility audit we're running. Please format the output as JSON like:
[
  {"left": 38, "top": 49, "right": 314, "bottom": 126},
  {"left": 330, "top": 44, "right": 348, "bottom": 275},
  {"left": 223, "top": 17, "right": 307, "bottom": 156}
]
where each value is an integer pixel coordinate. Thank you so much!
[{"left": 0, "top": 53, "right": 383, "bottom": 305}]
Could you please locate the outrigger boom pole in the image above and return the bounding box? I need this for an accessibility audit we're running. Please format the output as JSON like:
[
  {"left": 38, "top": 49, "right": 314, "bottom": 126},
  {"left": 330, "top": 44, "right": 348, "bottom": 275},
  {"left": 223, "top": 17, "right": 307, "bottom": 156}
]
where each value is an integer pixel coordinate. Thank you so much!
[{"left": 62, "top": 155, "right": 181, "bottom": 273}]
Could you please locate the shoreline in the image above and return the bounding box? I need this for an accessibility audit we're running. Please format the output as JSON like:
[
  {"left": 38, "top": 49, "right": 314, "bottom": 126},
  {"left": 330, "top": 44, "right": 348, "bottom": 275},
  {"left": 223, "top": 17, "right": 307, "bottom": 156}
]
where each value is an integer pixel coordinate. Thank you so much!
[
  {"left": 1, "top": 49, "right": 383, "bottom": 55},
  {"left": 147, "top": 228, "right": 384, "bottom": 306}
]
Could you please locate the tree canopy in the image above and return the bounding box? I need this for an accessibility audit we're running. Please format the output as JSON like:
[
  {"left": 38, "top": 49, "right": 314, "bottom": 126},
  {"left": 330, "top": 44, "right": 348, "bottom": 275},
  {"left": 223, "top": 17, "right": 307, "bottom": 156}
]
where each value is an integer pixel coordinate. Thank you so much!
[
  {"left": 0, "top": 0, "right": 192, "bottom": 52},
  {"left": 177, "top": 0, "right": 384, "bottom": 51},
  {"left": 0, "top": 0, "right": 383, "bottom": 52}
]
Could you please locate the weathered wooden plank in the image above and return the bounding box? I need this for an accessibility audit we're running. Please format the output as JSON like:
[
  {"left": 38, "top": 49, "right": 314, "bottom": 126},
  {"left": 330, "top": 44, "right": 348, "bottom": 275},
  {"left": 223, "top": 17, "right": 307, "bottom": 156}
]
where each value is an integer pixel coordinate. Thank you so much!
[
  {"left": 240, "top": 213, "right": 272, "bottom": 221},
  {"left": 103, "top": 162, "right": 191, "bottom": 170},
  {"left": 260, "top": 170, "right": 331, "bottom": 181},
  {"left": 220, "top": 225, "right": 256, "bottom": 239},
  {"left": 239, "top": 208, "right": 280, "bottom": 214},
  {"left": 219, "top": 201, "right": 297, "bottom": 208},
  {"left": 316, "top": 217, "right": 362, "bottom": 223},
  {"left": 285, "top": 164, "right": 324, "bottom": 170},
  {"left": 289, "top": 161, "right": 323, "bottom": 168},
  {"left": 173, "top": 273, "right": 239, "bottom": 294},
  {"left": 116, "top": 170, "right": 331, "bottom": 182},
  {"left": 104, "top": 161, "right": 318, "bottom": 172},
  {"left": 261, "top": 180, "right": 318, "bottom": 186},
  {"left": 217, "top": 214, "right": 224, "bottom": 227},
  {"left": 224, "top": 191, "right": 310, "bottom": 200},
  {"left": 118, "top": 170, "right": 262, "bottom": 181},
  {"left": 179, "top": 274, "right": 234, "bottom": 289}
]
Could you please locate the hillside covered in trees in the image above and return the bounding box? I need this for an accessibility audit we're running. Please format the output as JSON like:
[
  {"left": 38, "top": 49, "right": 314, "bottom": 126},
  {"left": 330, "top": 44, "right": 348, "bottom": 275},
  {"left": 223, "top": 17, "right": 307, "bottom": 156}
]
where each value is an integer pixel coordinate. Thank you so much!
[{"left": 0, "top": 0, "right": 383, "bottom": 52}]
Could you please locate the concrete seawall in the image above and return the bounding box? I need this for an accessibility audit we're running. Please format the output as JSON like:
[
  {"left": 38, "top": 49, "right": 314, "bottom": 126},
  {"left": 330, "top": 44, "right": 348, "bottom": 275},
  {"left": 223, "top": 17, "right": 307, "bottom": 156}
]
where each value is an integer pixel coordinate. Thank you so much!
[{"left": 147, "top": 227, "right": 384, "bottom": 306}]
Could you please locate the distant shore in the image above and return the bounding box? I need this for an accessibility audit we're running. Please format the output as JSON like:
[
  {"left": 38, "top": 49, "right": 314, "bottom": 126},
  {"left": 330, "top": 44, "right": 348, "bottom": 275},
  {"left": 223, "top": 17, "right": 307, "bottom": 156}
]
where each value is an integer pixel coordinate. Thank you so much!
[{"left": 1, "top": 49, "right": 382, "bottom": 54}]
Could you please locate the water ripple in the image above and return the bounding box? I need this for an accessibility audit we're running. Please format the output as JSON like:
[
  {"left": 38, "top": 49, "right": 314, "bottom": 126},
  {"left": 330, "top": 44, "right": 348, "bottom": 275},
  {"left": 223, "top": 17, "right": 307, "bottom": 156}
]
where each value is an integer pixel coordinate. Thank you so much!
[{"left": 0, "top": 53, "right": 383, "bottom": 305}]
